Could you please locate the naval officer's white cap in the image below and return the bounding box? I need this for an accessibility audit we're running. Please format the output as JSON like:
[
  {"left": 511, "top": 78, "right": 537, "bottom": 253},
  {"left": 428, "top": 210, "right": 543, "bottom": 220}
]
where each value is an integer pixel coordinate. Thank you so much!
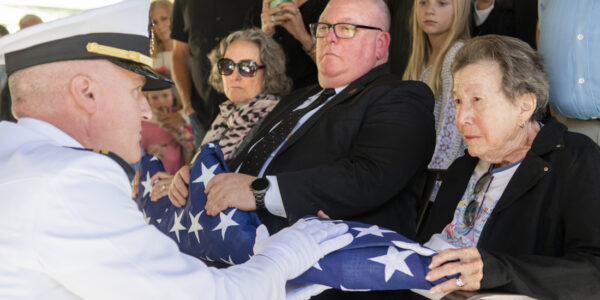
[{"left": 0, "top": 0, "right": 172, "bottom": 91}]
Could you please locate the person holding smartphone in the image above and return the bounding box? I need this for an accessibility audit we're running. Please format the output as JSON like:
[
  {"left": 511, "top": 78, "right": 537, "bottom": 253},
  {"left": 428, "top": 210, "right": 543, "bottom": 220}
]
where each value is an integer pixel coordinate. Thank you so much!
[{"left": 260, "top": 0, "right": 327, "bottom": 90}]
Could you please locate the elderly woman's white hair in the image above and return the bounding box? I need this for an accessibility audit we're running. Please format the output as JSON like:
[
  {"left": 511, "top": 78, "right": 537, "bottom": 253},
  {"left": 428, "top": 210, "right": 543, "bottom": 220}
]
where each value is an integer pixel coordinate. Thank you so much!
[{"left": 451, "top": 35, "right": 549, "bottom": 121}]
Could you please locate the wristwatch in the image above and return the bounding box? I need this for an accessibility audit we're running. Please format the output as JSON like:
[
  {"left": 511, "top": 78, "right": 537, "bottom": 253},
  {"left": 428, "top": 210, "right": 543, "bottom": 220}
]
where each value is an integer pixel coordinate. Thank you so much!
[{"left": 250, "top": 178, "right": 270, "bottom": 211}]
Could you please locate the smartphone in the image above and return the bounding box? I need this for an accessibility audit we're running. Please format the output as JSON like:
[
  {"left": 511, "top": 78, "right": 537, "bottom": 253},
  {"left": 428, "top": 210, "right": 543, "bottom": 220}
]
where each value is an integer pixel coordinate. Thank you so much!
[
  {"left": 269, "top": 0, "right": 291, "bottom": 16},
  {"left": 269, "top": 0, "right": 291, "bottom": 9}
]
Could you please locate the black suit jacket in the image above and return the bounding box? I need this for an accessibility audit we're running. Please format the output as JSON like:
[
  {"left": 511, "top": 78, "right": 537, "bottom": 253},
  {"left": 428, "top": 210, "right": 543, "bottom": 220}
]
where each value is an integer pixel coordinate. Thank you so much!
[
  {"left": 230, "top": 64, "right": 436, "bottom": 239},
  {"left": 471, "top": 0, "right": 538, "bottom": 49}
]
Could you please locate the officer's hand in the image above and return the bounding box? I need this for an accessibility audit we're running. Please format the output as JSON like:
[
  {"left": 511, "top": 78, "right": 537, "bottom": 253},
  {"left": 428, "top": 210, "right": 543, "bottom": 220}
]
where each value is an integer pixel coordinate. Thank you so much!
[{"left": 253, "top": 219, "right": 353, "bottom": 280}]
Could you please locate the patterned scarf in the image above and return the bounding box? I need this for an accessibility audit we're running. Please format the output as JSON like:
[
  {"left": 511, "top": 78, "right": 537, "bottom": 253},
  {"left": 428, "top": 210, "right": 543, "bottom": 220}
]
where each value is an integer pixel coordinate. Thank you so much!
[{"left": 201, "top": 93, "right": 279, "bottom": 161}]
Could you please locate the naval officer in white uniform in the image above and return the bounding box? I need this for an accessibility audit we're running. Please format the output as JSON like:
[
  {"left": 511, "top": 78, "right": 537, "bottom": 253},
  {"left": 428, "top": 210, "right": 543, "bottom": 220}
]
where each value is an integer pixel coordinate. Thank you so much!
[{"left": 0, "top": 1, "right": 352, "bottom": 299}]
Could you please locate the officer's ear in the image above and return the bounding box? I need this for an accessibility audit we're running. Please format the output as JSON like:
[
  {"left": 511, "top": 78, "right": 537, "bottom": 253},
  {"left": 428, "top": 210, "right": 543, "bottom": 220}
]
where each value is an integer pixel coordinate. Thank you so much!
[{"left": 69, "top": 74, "right": 97, "bottom": 114}]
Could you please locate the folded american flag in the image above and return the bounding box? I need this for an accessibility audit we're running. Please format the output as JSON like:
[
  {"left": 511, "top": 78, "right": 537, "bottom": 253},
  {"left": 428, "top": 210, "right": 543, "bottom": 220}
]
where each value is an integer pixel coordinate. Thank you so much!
[
  {"left": 137, "top": 145, "right": 260, "bottom": 264},
  {"left": 138, "top": 144, "right": 450, "bottom": 290},
  {"left": 135, "top": 154, "right": 171, "bottom": 226}
]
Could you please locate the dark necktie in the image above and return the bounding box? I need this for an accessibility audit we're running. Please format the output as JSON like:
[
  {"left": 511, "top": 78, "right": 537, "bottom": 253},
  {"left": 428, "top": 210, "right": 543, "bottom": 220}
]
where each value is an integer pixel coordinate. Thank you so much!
[{"left": 239, "top": 88, "right": 336, "bottom": 175}]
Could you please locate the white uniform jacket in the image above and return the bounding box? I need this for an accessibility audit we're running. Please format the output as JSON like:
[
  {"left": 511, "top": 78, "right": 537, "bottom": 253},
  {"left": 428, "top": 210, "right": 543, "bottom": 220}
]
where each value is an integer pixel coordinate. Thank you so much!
[{"left": 0, "top": 118, "right": 285, "bottom": 300}]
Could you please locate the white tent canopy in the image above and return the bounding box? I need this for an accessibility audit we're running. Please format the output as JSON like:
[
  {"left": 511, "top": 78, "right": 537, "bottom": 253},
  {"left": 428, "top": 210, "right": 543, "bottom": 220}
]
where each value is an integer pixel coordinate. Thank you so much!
[{"left": 0, "top": 0, "right": 124, "bottom": 33}]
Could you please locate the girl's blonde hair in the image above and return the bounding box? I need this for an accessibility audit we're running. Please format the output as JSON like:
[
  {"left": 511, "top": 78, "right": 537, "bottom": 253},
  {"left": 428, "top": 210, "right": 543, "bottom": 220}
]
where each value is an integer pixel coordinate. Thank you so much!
[
  {"left": 150, "top": 0, "right": 173, "bottom": 55},
  {"left": 402, "top": 0, "right": 470, "bottom": 100}
]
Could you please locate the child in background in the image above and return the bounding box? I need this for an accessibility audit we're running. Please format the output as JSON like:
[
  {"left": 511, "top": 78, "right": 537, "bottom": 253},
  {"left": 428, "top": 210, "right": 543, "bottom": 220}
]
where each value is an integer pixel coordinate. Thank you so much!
[
  {"left": 133, "top": 87, "right": 194, "bottom": 201},
  {"left": 142, "top": 87, "right": 195, "bottom": 174},
  {"left": 403, "top": 0, "right": 470, "bottom": 171}
]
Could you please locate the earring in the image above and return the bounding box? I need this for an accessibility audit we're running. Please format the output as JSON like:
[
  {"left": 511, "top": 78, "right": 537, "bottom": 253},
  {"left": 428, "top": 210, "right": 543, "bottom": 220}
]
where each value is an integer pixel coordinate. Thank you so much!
[{"left": 519, "top": 121, "right": 525, "bottom": 128}]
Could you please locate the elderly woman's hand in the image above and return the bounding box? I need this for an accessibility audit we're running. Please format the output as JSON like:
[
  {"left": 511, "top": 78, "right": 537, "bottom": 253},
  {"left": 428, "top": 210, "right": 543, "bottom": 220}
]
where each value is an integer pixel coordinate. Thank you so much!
[
  {"left": 150, "top": 171, "right": 173, "bottom": 202},
  {"left": 168, "top": 165, "right": 191, "bottom": 207},
  {"left": 426, "top": 247, "right": 483, "bottom": 295}
]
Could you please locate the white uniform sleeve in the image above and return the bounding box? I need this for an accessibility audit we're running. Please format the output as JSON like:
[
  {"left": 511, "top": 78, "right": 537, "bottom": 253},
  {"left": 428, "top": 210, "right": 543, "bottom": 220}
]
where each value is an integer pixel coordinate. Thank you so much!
[{"left": 31, "top": 154, "right": 285, "bottom": 300}]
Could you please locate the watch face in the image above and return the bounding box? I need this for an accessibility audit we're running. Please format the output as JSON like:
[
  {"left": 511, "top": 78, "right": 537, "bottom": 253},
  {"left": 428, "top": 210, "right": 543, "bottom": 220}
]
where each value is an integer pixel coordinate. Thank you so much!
[{"left": 251, "top": 178, "right": 269, "bottom": 191}]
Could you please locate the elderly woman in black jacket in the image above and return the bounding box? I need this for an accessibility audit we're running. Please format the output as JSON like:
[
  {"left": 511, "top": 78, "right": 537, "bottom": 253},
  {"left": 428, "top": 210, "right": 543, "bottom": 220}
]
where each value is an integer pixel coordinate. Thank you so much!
[{"left": 420, "top": 35, "right": 600, "bottom": 299}]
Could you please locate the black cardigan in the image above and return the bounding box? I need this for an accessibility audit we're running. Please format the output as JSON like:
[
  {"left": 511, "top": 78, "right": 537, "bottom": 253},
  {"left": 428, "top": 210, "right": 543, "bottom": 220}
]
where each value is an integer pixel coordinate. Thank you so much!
[{"left": 420, "top": 118, "right": 600, "bottom": 299}]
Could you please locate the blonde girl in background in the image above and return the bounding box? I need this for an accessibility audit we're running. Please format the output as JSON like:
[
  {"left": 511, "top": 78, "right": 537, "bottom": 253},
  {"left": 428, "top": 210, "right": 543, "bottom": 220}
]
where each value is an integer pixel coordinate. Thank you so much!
[
  {"left": 150, "top": 0, "right": 174, "bottom": 75},
  {"left": 404, "top": 0, "right": 470, "bottom": 171}
]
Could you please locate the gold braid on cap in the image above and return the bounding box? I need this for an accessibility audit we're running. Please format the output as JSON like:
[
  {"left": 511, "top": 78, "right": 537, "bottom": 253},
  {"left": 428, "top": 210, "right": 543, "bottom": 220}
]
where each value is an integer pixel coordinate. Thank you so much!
[{"left": 86, "top": 42, "right": 153, "bottom": 67}]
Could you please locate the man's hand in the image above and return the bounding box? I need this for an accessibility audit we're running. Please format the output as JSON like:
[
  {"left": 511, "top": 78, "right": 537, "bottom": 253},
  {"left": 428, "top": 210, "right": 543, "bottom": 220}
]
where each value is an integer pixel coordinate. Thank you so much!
[
  {"left": 253, "top": 219, "right": 353, "bottom": 280},
  {"left": 426, "top": 247, "right": 483, "bottom": 295},
  {"left": 204, "top": 173, "right": 257, "bottom": 216},
  {"left": 168, "top": 165, "right": 191, "bottom": 207}
]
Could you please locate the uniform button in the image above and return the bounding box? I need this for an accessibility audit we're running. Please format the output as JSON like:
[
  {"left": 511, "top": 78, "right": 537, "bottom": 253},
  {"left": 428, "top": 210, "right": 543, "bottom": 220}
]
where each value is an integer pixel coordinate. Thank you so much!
[
  {"left": 543, "top": 167, "right": 549, "bottom": 172},
  {"left": 578, "top": 78, "right": 585, "bottom": 84},
  {"left": 556, "top": 144, "right": 561, "bottom": 148},
  {"left": 577, "top": 34, "right": 584, "bottom": 40}
]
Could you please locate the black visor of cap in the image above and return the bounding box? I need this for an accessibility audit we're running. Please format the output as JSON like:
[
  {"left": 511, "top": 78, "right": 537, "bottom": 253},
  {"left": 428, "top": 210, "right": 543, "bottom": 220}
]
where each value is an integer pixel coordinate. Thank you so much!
[{"left": 109, "top": 59, "right": 173, "bottom": 91}]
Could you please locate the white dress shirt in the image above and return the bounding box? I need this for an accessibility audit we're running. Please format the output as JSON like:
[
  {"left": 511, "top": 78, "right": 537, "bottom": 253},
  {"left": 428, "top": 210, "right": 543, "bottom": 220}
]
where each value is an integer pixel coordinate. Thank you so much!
[
  {"left": 473, "top": 1, "right": 495, "bottom": 26},
  {"left": 0, "top": 118, "right": 287, "bottom": 299},
  {"left": 248, "top": 86, "right": 347, "bottom": 218}
]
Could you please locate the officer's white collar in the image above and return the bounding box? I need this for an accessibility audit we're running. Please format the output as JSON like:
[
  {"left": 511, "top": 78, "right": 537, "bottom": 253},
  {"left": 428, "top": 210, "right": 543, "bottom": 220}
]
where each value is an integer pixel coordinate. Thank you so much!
[{"left": 18, "top": 117, "right": 84, "bottom": 149}]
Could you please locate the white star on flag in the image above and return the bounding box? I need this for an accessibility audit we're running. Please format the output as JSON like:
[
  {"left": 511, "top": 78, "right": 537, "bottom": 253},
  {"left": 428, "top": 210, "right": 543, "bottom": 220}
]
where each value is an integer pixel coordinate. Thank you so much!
[
  {"left": 169, "top": 210, "right": 187, "bottom": 243},
  {"left": 142, "top": 209, "right": 151, "bottom": 224},
  {"left": 392, "top": 240, "right": 436, "bottom": 256},
  {"left": 352, "top": 225, "right": 395, "bottom": 238},
  {"left": 221, "top": 256, "right": 235, "bottom": 265},
  {"left": 188, "top": 210, "right": 204, "bottom": 243},
  {"left": 192, "top": 162, "right": 219, "bottom": 188},
  {"left": 369, "top": 246, "right": 414, "bottom": 282},
  {"left": 312, "top": 261, "right": 323, "bottom": 271},
  {"left": 212, "top": 209, "right": 239, "bottom": 240},
  {"left": 140, "top": 171, "right": 153, "bottom": 198}
]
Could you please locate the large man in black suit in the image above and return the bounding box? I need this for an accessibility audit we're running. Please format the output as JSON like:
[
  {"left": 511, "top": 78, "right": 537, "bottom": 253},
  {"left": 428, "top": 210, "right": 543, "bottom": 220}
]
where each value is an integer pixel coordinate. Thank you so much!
[
  {"left": 195, "top": 0, "right": 434, "bottom": 238},
  {"left": 172, "top": 0, "right": 435, "bottom": 240}
]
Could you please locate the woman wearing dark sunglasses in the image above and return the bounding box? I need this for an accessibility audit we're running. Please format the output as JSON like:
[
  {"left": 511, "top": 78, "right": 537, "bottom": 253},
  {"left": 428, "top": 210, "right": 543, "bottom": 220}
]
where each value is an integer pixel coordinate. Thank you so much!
[
  {"left": 166, "top": 28, "right": 292, "bottom": 207},
  {"left": 416, "top": 35, "right": 600, "bottom": 299}
]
